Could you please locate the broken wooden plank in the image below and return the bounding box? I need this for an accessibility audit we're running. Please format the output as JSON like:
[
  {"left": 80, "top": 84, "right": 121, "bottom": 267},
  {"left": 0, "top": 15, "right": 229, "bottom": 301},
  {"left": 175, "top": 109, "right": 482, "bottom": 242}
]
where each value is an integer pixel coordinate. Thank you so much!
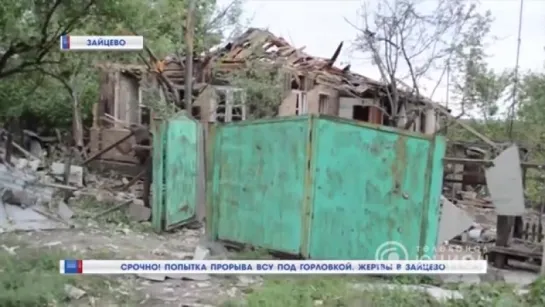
[
  {"left": 443, "top": 157, "right": 545, "bottom": 169},
  {"left": 0, "top": 129, "right": 40, "bottom": 161},
  {"left": 82, "top": 131, "right": 135, "bottom": 165},
  {"left": 435, "top": 107, "right": 498, "bottom": 149},
  {"left": 38, "top": 182, "right": 79, "bottom": 191},
  {"left": 121, "top": 168, "right": 146, "bottom": 191},
  {"left": 32, "top": 206, "right": 74, "bottom": 228},
  {"left": 93, "top": 199, "right": 133, "bottom": 218}
]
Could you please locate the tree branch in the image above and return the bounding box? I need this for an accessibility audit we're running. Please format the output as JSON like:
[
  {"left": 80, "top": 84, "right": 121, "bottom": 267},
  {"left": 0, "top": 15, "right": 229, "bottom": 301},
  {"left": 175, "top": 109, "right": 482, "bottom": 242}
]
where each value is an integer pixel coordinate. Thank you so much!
[{"left": 0, "top": 0, "right": 95, "bottom": 79}]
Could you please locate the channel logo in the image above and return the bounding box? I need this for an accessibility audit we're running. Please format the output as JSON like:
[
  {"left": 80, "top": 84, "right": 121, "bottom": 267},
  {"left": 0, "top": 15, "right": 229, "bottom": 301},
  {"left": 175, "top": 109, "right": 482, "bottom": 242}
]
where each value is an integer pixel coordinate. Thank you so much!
[
  {"left": 374, "top": 241, "right": 487, "bottom": 260},
  {"left": 374, "top": 241, "right": 410, "bottom": 260}
]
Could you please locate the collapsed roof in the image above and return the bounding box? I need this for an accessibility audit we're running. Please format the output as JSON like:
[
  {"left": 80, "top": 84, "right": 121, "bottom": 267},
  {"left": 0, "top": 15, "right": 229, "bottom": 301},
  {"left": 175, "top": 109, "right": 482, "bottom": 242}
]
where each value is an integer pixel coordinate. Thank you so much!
[{"left": 99, "top": 28, "right": 448, "bottom": 110}]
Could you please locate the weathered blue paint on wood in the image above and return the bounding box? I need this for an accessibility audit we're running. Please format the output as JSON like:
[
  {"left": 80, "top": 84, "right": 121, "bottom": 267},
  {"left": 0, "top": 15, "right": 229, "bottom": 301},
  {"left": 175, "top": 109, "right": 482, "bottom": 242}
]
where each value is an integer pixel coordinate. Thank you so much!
[
  {"left": 210, "top": 118, "right": 309, "bottom": 254},
  {"left": 206, "top": 115, "right": 446, "bottom": 259}
]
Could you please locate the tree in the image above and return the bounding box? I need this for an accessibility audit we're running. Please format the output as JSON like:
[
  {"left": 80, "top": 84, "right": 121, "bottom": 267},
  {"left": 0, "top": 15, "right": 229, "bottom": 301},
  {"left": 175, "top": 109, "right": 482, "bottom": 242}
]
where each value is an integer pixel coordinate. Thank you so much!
[
  {"left": 139, "top": 0, "right": 244, "bottom": 114},
  {"left": 0, "top": 0, "right": 95, "bottom": 79},
  {"left": 226, "top": 58, "right": 285, "bottom": 119},
  {"left": 351, "top": 0, "right": 493, "bottom": 127},
  {"left": 517, "top": 73, "right": 545, "bottom": 140},
  {"left": 0, "top": 0, "right": 243, "bottom": 142}
]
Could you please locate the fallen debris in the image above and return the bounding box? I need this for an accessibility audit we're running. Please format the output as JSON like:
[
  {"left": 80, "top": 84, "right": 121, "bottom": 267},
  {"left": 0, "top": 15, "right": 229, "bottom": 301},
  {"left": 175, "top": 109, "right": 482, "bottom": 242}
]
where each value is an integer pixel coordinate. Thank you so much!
[
  {"left": 93, "top": 199, "right": 133, "bottom": 218},
  {"left": 50, "top": 162, "right": 84, "bottom": 187},
  {"left": 127, "top": 200, "right": 151, "bottom": 222},
  {"left": 64, "top": 284, "right": 87, "bottom": 300},
  {"left": 137, "top": 274, "right": 167, "bottom": 281},
  {"left": 437, "top": 196, "right": 474, "bottom": 243},
  {"left": 57, "top": 200, "right": 75, "bottom": 220},
  {"left": 1, "top": 244, "right": 18, "bottom": 255},
  {"left": 0, "top": 162, "right": 70, "bottom": 232}
]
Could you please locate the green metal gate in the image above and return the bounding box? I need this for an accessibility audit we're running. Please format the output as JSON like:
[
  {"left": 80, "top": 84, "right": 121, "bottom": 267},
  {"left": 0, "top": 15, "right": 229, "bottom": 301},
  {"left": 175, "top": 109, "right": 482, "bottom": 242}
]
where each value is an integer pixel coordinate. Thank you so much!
[
  {"left": 152, "top": 113, "right": 203, "bottom": 231},
  {"left": 206, "top": 115, "right": 446, "bottom": 260},
  {"left": 207, "top": 117, "right": 310, "bottom": 254},
  {"left": 306, "top": 117, "right": 444, "bottom": 259}
]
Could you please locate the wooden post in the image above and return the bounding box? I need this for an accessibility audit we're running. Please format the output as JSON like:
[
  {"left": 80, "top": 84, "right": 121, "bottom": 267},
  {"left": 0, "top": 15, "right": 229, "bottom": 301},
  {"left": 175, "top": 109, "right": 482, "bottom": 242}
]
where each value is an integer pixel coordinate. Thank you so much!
[
  {"left": 184, "top": 0, "right": 196, "bottom": 112},
  {"left": 541, "top": 234, "right": 545, "bottom": 275},
  {"left": 541, "top": 203, "right": 545, "bottom": 275},
  {"left": 4, "top": 126, "right": 12, "bottom": 164}
]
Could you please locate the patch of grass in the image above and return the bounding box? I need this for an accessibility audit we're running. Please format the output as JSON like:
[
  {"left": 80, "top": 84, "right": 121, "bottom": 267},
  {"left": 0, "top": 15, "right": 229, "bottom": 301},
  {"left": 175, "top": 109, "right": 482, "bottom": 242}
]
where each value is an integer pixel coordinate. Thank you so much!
[
  {"left": 223, "top": 276, "right": 545, "bottom": 307},
  {"left": 222, "top": 276, "right": 440, "bottom": 307},
  {"left": 0, "top": 244, "right": 135, "bottom": 307},
  {"left": 382, "top": 274, "right": 442, "bottom": 286},
  {"left": 524, "top": 276, "right": 545, "bottom": 306},
  {"left": 232, "top": 248, "right": 275, "bottom": 260},
  {"left": 75, "top": 196, "right": 153, "bottom": 232}
]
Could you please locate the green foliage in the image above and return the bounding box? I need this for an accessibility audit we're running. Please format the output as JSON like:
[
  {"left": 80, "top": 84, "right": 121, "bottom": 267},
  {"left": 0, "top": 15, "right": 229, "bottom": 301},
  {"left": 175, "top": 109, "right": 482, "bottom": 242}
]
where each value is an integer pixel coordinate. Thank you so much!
[
  {"left": 448, "top": 6, "right": 513, "bottom": 120},
  {"left": 0, "top": 245, "right": 122, "bottom": 307},
  {"left": 226, "top": 59, "right": 285, "bottom": 119},
  {"left": 518, "top": 73, "right": 545, "bottom": 130},
  {"left": 0, "top": 0, "right": 242, "bottom": 131},
  {"left": 224, "top": 276, "right": 545, "bottom": 307},
  {"left": 0, "top": 0, "right": 95, "bottom": 78}
]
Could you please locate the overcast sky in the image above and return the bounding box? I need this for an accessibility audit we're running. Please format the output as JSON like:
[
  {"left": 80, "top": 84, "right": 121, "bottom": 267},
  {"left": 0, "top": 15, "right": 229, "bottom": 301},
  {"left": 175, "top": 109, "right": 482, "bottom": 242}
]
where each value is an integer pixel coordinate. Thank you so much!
[{"left": 219, "top": 0, "right": 545, "bottom": 114}]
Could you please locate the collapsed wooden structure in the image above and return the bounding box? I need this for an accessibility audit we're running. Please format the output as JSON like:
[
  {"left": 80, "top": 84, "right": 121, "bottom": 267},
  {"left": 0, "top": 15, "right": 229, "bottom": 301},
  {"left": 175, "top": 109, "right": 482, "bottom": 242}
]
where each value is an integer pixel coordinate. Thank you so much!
[
  {"left": 83, "top": 29, "right": 545, "bottom": 267},
  {"left": 89, "top": 28, "right": 450, "bottom": 170}
]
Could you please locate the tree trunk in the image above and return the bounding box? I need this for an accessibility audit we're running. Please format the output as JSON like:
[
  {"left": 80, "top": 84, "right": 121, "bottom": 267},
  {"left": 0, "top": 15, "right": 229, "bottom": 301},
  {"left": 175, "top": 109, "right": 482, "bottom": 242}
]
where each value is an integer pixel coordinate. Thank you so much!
[{"left": 72, "top": 94, "right": 84, "bottom": 148}]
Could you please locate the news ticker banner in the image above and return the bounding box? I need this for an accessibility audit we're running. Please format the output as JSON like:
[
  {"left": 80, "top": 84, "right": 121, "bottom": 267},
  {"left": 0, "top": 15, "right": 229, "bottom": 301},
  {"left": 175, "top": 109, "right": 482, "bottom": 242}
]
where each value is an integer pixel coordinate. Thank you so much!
[
  {"left": 60, "top": 36, "right": 143, "bottom": 51},
  {"left": 60, "top": 260, "right": 487, "bottom": 275}
]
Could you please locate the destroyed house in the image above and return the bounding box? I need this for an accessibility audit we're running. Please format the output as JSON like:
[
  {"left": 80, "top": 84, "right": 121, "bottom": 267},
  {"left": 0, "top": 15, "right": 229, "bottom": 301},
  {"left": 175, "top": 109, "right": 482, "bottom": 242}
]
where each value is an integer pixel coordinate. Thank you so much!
[
  {"left": 91, "top": 28, "right": 446, "bottom": 168},
  {"left": 153, "top": 28, "right": 446, "bottom": 132}
]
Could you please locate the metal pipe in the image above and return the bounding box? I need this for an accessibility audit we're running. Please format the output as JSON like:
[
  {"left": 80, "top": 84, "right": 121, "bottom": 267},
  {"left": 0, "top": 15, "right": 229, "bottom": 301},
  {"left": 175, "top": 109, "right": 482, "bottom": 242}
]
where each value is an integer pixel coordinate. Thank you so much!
[{"left": 507, "top": 0, "right": 525, "bottom": 138}]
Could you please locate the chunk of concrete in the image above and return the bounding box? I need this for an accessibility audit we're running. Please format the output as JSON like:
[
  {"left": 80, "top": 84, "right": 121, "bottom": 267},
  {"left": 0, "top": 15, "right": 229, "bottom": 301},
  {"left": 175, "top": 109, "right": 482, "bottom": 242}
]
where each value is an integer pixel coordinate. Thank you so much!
[
  {"left": 193, "top": 245, "right": 210, "bottom": 260},
  {"left": 64, "top": 284, "right": 86, "bottom": 300},
  {"left": 137, "top": 274, "right": 166, "bottom": 281},
  {"left": 57, "top": 201, "right": 74, "bottom": 220},
  {"left": 29, "top": 139, "right": 44, "bottom": 159},
  {"left": 1, "top": 189, "right": 38, "bottom": 208},
  {"left": 50, "top": 162, "right": 84, "bottom": 187},
  {"left": 28, "top": 159, "right": 41, "bottom": 171},
  {"left": 127, "top": 202, "right": 151, "bottom": 222},
  {"left": 163, "top": 244, "right": 213, "bottom": 281},
  {"left": 167, "top": 273, "right": 211, "bottom": 281}
]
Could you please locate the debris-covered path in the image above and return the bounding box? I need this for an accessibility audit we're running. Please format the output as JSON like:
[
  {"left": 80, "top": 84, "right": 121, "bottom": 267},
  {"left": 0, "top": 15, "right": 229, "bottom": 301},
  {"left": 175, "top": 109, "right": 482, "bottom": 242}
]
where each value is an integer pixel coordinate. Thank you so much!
[{"left": 0, "top": 225, "right": 261, "bottom": 307}]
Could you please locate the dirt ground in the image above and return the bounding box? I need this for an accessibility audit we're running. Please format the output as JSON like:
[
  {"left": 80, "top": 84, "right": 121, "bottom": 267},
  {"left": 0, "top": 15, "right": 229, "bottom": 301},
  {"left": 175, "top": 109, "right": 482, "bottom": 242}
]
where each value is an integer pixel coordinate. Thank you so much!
[
  {"left": 0, "top": 198, "right": 541, "bottom": 307},
  {"left": 0, "top": 221, "right": 262, "bottom": 307}
]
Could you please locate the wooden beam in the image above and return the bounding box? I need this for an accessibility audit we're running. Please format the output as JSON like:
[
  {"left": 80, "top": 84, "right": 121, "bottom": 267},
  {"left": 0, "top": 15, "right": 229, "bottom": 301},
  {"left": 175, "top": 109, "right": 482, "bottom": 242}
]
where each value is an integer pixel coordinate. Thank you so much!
[
  {"left": 443, "top": 157, "right": 545, "bottom": 170},
  {"left": 435, "top": 107, "right": 499, "bottom": 149},
  {"left": 82, "top": 131, "right": 135, "bottom": 165}
]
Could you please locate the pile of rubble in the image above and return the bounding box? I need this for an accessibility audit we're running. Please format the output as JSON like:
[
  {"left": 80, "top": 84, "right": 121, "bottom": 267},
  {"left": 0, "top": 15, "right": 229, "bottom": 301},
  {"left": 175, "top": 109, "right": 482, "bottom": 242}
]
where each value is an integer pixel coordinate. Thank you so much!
[
  {"left": 0, "top": 152, "right": 149, "bottom": 233},
  {"left": 455, "top": 191, "right": 495, "bottom": 209}
]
